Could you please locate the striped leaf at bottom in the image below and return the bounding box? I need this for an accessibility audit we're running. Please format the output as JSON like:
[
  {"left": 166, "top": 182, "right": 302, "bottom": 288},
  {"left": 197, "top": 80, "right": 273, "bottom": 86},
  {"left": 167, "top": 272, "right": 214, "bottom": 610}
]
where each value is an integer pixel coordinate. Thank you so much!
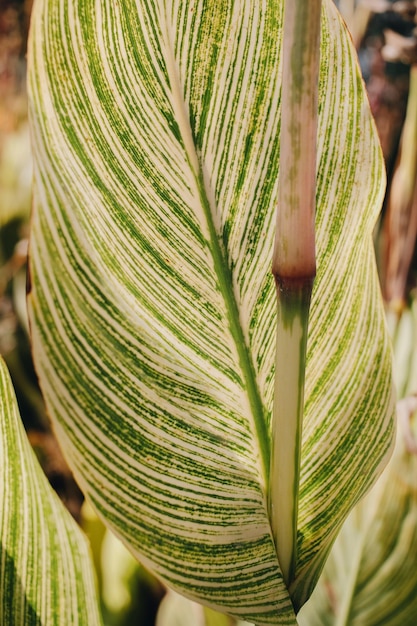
[{"left": 0, "top": 358, "right": 101, "bottom": 625}]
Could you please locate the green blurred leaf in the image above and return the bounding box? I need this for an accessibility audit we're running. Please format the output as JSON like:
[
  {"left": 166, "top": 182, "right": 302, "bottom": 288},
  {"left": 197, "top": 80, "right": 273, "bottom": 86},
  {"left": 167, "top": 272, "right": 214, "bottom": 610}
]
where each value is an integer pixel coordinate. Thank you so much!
[{"left": 0, "top": 357, "right": 102, "bottom": 624}]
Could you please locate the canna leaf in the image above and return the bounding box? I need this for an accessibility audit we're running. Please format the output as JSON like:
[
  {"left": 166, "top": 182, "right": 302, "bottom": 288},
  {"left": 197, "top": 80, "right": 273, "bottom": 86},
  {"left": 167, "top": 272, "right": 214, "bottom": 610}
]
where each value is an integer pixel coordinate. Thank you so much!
[
  {"left": 299, "top": 296, "right": 417, "bottom": 626},
  {"left": 156, "top": 590, "right": 210, "bottom": 626},
  {"left": 0, "top": 358, "right": 101, "bottom": 625},
  {"left": 298, "top": 397, "right": 417, "bottom": 626},
  {"left": 156, "top": 589, "right": 251, "bottom": 626},
  {"left": 27, "top": 0, "right": 395, "bottom": 623}
]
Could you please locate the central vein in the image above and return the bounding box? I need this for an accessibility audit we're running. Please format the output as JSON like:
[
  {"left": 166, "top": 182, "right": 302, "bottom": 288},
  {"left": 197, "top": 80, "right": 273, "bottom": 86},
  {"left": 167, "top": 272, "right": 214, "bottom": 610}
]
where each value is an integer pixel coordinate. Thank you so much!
[{"left": 163, "top": 20, "right": 270, "bottom": 489}]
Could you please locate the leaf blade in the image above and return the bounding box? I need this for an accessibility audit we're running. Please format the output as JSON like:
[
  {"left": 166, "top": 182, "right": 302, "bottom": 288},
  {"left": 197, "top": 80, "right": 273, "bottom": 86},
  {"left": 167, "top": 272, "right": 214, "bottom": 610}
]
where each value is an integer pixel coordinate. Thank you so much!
[
  {"left": 27, "top": 0, "right": 394, "bottom": 622},
  {"left": 0, "top": 358, "right": 101, "bottom": 625}
]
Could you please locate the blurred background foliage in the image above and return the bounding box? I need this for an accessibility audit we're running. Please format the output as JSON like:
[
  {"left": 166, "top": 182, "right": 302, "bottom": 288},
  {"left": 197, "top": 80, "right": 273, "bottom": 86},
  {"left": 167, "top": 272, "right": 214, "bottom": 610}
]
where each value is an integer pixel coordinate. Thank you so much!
[{"left": 1, "top": 0, "right": 417, "bottom": 624}]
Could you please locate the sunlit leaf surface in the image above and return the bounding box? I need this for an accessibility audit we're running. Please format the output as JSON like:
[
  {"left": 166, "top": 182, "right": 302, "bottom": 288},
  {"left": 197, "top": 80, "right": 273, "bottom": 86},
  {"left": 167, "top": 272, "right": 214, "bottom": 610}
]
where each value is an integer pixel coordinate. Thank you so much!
[{"left": 27, "top": 0, "right": 395, "bottom": 622}]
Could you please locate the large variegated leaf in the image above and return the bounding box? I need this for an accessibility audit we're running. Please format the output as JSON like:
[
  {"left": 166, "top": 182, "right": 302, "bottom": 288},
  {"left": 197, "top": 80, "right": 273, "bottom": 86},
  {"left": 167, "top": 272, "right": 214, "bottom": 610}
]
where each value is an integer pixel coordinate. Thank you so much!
[
  {"left": 27, "top": 0, "right": 395, "bottom": 623},
  {"left": 0, "top": 358, "right": 101, "bottom": 624}
]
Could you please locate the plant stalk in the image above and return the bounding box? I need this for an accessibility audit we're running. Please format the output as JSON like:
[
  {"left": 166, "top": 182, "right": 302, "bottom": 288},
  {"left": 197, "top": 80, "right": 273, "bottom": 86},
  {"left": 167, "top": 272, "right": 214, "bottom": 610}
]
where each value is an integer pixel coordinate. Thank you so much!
[
  {"left": 384, "top": 64, "right": 417, "bottom": 308},
  {"left": 269, "top": 0, "right": 322, "bottom": 588}
]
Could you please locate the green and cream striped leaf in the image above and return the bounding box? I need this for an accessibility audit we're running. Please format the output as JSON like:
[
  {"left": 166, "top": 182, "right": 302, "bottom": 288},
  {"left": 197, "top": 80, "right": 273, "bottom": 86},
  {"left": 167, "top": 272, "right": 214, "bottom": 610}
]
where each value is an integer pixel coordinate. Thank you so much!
[
  {"left": 299, "top": 298, "right": 417, "bottom": 626},
  {"left": 27, "top": 0, "right": 394, "bottom": 623},
  {"left": 0, "top": 357, "right": 101, "bottom": 625},
  {"left": 298, "top": 398, "right": 417, "bottom": 626}
]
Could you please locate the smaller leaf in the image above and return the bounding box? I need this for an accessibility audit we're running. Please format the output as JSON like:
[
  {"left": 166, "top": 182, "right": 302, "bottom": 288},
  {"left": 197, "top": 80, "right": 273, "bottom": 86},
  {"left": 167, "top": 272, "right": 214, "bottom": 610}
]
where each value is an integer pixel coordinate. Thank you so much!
[
  {"left": 0, "top": 358, "right": 102, "bottom": 625},
  {"left": 156, "top": 591, "right": 207, "bottom": 626},
  {"left": 156, "top": 590, "right": 253, "bottom": 626}
]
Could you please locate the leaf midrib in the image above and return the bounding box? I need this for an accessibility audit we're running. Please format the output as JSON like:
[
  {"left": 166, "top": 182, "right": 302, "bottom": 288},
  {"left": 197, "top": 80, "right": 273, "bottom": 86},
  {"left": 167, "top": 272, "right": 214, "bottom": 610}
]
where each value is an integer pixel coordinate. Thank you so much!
[
  {"left": 196, "top": 176, "right": 271, "bottom": 486},
  {"left": 164, "top": 21, "right": 270, "bottom": 489}
]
